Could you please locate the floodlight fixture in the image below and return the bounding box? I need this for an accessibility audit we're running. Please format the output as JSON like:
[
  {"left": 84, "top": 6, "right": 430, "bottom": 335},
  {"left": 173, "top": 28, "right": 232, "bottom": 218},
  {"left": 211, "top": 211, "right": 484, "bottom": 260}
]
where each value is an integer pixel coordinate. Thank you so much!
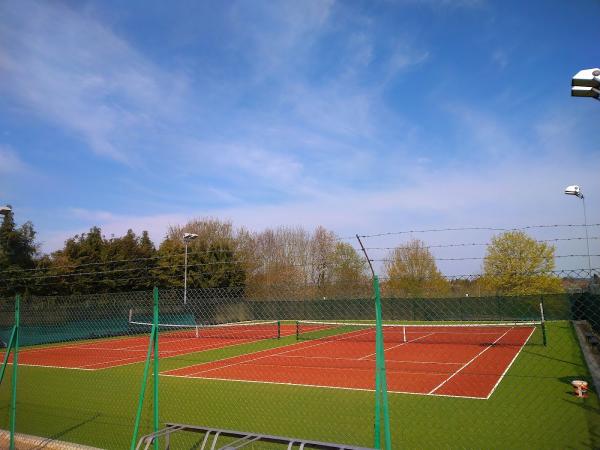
[
  {"left": 571, "top": 68, "right": 600, "bottom": 100},
  {"left": 183, "top": 232, "right": 198, "bottom": 304},
  {"left": 0, "top": 206, "right": 11, "bottom": 216},
  {"left": 183, "top": 232, "right": 198, "bottom": 242},
  {"left": 564, "top": 185, "right": 583, "bottom": 199},
  {"left": 564, "top": 184, "right": 592, "bottom": 277}
]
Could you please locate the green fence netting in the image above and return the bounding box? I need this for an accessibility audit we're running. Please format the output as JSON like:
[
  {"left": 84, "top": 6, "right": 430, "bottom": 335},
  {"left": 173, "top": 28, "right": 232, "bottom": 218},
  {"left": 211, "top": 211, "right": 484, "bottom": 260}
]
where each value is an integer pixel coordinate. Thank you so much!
[{"left": 0, "top": 284, "right": 599, "bottom": 449}]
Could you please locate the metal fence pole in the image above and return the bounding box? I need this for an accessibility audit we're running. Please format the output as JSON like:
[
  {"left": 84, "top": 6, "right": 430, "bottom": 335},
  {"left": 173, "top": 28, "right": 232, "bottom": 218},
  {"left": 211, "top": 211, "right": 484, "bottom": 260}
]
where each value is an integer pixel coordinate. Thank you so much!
[
  {"left": 153, "top": 287, "right": 160, "bottom": 450},
  {"left": 373, "top": 276, "right": 391, "bottom": 450},
  {"left": 9, "top": 294, "right": 20, "bottom": 450}
]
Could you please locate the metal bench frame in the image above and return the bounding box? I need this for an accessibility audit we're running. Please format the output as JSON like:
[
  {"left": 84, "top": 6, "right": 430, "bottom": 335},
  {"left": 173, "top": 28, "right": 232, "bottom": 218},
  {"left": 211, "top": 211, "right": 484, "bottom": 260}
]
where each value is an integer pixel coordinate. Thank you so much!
[{"left": 136, "top": 423, "right": 375, "bottom": 450}]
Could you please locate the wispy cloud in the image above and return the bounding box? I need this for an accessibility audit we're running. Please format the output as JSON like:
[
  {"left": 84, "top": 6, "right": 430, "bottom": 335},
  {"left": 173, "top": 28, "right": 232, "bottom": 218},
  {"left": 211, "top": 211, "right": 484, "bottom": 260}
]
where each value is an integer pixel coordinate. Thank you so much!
[
  {"left": 0, "top": 145, "right": 28, "bottom": 174},
  {"left": 3, "top": 0, "right": 599, "bottom": 278},
  {"left": 491, "top": 49, "right": 508, "bottom": 69},
  {"left": 229, "top": 0, "right": 334, "bottom": 78},
  {"left": 0, "top": 0, "right": 188, "bottom": 164}
]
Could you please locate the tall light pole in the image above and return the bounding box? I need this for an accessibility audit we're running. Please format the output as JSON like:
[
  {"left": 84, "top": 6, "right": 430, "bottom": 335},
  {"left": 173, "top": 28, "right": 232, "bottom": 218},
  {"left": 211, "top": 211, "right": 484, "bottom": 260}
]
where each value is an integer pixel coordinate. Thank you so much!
[
  {"left": 0, "top": 206, "right": 11, "bottom": 216},
  {"left": 565, "top": 185, "right": 592, "bottom": 278},
  {"left": 183, "top": 233, "right": 198, "bottom": 305}
]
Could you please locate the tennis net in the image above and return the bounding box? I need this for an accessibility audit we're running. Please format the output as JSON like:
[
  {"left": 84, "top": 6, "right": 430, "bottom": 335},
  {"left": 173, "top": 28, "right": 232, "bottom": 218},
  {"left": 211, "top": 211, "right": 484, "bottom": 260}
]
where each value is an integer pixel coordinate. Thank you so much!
[
  {"left": 128, "top": 319, "right": 281, "bottom": 340},
  {"left": 296, "top": 320, "right": 543, "bottom": 347}
]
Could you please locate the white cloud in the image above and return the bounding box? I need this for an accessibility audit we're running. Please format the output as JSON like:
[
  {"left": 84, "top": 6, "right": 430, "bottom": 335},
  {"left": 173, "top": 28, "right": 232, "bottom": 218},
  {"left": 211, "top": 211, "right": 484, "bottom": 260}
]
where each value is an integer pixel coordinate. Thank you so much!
[
  {"left": 39, "top": 150, "right": 600, "bottom": 276},
  {"left": 0, "top": 0, "right": 189, "bottom": 164},
  {"left": 230, "top": 0, "right": 335, "bottom": 77},
  {"left": 0, "top": 145, "right": 27, "bottom": 174},
  {"left": 387, "top": 44, "right": 430, "bottom": 77}
]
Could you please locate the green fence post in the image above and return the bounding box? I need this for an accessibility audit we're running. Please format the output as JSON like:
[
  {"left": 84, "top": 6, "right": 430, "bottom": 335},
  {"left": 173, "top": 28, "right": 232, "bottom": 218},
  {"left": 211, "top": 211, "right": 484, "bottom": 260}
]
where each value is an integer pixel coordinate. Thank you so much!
[
  {"left": 374, "top": 350, "right": 381, "bottom": 449},
  {"left": 0, "top": 326, "right": 16, "bottom": 386},
  {"left": 153, "top": 287, "right": 159, "bottom": 450},
  {"left": 373, "top": 276, "right": 391, "bottom": 450},
  {"left": 9, "top": 294, "right": 20, "bottom": 450},
  {"left": 130, "top": 290, "right": 159, "bottom": 450}
]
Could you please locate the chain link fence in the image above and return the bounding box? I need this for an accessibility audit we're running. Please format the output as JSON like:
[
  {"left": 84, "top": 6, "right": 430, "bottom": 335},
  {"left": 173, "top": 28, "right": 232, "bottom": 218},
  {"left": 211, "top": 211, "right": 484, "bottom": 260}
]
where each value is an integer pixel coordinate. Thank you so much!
[{"left": 0, "top": 270, "right": 599, "bottom": 449}]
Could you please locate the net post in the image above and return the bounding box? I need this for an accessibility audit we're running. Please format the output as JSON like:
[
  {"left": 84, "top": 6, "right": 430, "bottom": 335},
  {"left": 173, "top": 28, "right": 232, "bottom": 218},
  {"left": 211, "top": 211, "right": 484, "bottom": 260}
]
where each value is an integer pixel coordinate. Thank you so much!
[
  {"left": 539, "top": 301, "right": 547, "bottom": 347},
  {"left": 9, "top": 294, "right": 20, "bottom": 450},
  {"left": 130, "top": 291, "right": 159, "bottom": 450},
  {"left": 296, "top": 321, "right": 299, "bottom": 340},
  {"left": 153, "top": 287, "right": 160, "bottom": 450},
  {"left": 277, "top": 321, "right": 281, "bottom": 339}
]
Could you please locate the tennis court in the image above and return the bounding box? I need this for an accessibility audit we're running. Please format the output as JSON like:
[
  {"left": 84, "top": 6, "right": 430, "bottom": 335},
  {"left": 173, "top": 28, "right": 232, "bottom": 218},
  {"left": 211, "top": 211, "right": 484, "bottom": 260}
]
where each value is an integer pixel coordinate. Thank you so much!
[
  {"left": 2, "top": 321, "right": 297, "bottom": 370},
  {"left": 162, "top": 321, "right": 537, "bottom": 399}
]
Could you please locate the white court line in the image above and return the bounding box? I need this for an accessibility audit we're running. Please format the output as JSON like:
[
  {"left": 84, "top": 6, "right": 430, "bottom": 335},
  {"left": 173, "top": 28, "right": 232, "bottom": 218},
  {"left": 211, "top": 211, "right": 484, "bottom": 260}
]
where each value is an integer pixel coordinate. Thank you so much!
[
  {"left": 14, "top": 330, "right": 292, "bottom": 370},
  {"left": 59, "top": 345, "right": 147, "bottom": 353},
  {"left": 277, "top": 354, "right": 463, "bottom": 365},
  {"left": 427, "top": 328, "right": 513, "bottom": 395},
  {"left": 485, "top": 326, "right": 536, "bottom": 399},
  {"left": 175, "top": 327, "right": 379, "bottom": 377},
  {"left": 358, "top": 332, "right": 437, "bottom": 360},
  {"left": 83, "top": 332, "right": 297, "bottom": 370},
  {"left": 160, "top": 373, "right": 488, "bottom": 400},
  {"left": 80, "top": 354, "right": 150, "bottom": 369},
  {"left": 197, "top": 360, "right": 460, "bottom": 377},
  {"left": 81, "top": 337, "right": 260, "bottom": 369},
  {"left": 4, "top": 362, "right": 95, "bottom": 371}
]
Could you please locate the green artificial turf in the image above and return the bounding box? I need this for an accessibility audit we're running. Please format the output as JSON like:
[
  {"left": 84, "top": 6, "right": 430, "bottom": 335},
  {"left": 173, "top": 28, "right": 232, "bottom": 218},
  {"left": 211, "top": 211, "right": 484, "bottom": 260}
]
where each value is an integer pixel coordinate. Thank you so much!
[{"left": 0, "top": 321, "right": 598, "bottom": 449}]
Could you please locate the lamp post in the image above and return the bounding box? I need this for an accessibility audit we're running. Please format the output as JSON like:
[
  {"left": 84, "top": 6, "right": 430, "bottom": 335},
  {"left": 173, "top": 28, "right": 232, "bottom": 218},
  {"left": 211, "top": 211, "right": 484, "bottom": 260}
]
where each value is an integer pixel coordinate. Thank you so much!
[
  {"left": 0, "top": 206, "right": 11, "bottom": 216},
  {"left": 183, "top": 233, "right": 198, "bottom": 305},
  {"left": 564, "top": 185, "right": 592, "bottom": 278},
  {"left": 571, "top": 68, "right": 600, "bottom": 100}
]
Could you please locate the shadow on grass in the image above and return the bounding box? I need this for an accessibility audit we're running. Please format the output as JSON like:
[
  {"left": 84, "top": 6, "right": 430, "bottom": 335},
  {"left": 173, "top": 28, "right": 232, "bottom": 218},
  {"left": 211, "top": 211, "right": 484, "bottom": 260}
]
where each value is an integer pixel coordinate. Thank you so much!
[
  {"left": 521, "top": 348, "right": 586, "bottom": 368},
  {"left": 561, "top": 398, "right": 600, "bottom": 449},
  {"left": 28, "top": 412, "right": 101, "bottom": 449}
]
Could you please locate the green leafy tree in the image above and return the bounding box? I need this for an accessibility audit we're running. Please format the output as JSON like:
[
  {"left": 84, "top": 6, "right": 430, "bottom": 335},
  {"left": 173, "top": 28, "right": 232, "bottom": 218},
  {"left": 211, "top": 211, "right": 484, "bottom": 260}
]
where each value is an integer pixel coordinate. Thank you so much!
[
  {"left": 482, "top": 231, "right": 563, "bottom": 295},
  {"left": 0, "top": 208, "right": 39, "bottom": 295},
  {"left": 39, "top": 227, "right": 157, "bottom": 295},
  {"left": 104, "top": 229, "right": 157, "bottom": 291},
  {"left": 154, "top": 219, "right": 245, "bottom": 289},
  {"left": 0, "top": 208, "right": 38, "bottom": 270},
  {"left": 383, "top": 239, "right": 450, "bottom": 298},
  {"left": 329, "top": 242, "right": 369, "bottom": 285}
]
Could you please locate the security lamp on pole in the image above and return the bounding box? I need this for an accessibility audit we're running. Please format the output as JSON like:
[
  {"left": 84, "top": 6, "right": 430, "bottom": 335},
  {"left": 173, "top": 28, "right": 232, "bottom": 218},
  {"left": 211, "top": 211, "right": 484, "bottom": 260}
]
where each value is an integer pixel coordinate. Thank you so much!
[
  {"left": 0, "top": 206, "right": 11, "bottom": 216},
  {"left": 565, "top": 185, "right": 583, "bottom": 199},
  {"left": 571, "top": 68, "right": 600, "bottom": 100},
  {"left": 183, "top": 233, "right": 198, "bottom": 305},
  {"left": 564, "top": 185, "right": 592, "bottom": 277}
]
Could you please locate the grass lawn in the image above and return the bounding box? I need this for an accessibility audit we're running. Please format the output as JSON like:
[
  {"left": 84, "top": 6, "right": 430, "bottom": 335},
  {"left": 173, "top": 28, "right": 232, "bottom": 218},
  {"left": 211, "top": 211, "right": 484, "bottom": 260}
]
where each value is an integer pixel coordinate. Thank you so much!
[{"left": 0, "top": 321, "right": 598, "bottom": 449}]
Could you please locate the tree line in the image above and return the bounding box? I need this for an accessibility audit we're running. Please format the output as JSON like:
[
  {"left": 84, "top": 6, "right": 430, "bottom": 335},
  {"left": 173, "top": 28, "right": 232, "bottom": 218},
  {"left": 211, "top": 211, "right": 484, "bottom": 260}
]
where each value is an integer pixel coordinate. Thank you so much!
[
  {"left": 0, "top": 213, "right": 370, "bottom": 297},
  {"left": 0, "top": 209, "right": 564, "bottom": 298}
]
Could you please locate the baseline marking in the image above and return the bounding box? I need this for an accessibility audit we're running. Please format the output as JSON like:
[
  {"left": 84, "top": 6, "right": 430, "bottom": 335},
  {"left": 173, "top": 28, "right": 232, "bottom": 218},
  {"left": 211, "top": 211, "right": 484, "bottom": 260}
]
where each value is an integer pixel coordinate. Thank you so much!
[
  {"left": 278, "top": 354, "right": 463, "bottom": 365},
  {"left": 160, "top": 373, "right": 488, "bottom": 400}
]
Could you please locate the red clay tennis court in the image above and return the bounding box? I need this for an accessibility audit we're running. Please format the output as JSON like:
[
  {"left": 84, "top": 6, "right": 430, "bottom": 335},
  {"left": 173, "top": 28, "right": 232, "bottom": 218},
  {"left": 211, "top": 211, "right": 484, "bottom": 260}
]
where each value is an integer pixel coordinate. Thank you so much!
[
  {"left": 162, "top": 321, "right": 537, "bottom": 399},
  {"left": 2, "top": 321, "right": 293, "bottom": 370}
]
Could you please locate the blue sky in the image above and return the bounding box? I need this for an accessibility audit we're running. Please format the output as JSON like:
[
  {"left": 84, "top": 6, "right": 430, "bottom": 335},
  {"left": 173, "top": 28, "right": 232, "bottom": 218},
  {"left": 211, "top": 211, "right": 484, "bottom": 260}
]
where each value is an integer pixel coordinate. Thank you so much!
[{"left": 1, "top": 0, "right": 599, "bottom": 274}]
